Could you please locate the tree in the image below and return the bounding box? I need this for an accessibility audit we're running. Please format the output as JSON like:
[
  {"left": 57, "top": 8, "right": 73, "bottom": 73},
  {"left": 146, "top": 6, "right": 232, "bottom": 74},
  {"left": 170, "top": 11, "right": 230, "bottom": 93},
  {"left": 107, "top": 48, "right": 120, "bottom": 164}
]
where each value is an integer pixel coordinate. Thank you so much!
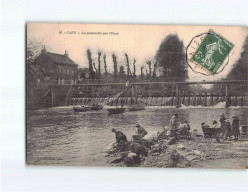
[
  {"left": 227, "top": 36, "right": 248, "bottom": 80},
  {"left": 119, "top": 66, "right": 125, "bottom": 78},
  {"left": 87, "top": 49, "right": 95, "bottom": 79},
  {"left": 155, "top": 34, "right": 188, "bottom": 81},
  {"left": 103, "top": 54, "right": 107, "bottom": 79},
  {"left": 133, "top": 59, "right": 136, "bottom": 78},
  {"left": 146, "top": 60, "right": 152, "bottom": 78},
  {"left": 140, "top": 67, "right": 144, "bottom": 79},
  {"left": 93, "top": 62, "right": 97, "bottom": 73},
  {"left": 222, "top": 36, "right": 248, "bottom": 94},
  {"left": 153, "top": 62, "right": 157, "bottom": 77},
  {"left": 125, "top": 53, "right": 131, "bottom": 77},
  {"left": 112, "top": 54, "right": 118, "bottom": 78},
  {"left": 27, "top": 38, "right": 42, "bottom": 66},
  {"left": 97, "top": 51, "right": 102, "bottom": 79}
]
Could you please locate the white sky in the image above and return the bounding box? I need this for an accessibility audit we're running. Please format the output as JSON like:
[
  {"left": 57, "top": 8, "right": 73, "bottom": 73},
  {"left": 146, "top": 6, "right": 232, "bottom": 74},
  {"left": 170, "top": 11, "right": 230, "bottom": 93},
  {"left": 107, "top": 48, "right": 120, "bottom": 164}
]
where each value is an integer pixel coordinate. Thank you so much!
[{"left": 27, "top": 23, "right": 248, "bottom": 81}]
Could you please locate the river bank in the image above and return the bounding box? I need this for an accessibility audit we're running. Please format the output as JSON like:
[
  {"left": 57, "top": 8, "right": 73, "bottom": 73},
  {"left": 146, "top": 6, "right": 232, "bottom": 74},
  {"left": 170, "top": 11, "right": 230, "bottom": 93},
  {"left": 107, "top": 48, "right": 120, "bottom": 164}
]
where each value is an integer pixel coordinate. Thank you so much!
[{"left": 106, "top": 136, "right": 248, "bottom": 169}]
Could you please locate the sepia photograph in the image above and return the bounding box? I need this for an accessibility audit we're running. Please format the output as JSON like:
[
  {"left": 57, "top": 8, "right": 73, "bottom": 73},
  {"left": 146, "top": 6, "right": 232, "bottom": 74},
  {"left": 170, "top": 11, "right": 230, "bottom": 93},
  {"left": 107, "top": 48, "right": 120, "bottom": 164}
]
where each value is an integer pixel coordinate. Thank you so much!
[{"left": 26, "top": 23, "right": 248, "bottom": 168}]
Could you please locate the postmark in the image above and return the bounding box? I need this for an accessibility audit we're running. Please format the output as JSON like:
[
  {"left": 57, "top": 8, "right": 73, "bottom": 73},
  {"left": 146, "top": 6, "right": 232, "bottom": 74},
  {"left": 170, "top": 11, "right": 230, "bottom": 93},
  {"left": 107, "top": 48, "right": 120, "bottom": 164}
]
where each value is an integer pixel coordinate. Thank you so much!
[{"left": 186, "top": 29, "right": 234, "bottom": 75}]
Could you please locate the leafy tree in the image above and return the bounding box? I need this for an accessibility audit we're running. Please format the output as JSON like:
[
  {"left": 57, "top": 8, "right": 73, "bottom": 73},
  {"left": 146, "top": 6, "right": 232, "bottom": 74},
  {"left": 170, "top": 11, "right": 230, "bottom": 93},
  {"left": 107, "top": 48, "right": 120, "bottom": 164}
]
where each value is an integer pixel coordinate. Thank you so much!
[{"left": 155, "top": 34, "right": 188, "bottom": 81}]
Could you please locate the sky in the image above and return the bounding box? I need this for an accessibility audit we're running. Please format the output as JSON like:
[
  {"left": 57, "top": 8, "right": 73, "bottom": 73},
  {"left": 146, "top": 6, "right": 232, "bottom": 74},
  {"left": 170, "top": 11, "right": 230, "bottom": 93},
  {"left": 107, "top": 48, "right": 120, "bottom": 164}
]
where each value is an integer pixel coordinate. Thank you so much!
[{"left": 27, "top": 23, "right": 248, "bottom": 81}]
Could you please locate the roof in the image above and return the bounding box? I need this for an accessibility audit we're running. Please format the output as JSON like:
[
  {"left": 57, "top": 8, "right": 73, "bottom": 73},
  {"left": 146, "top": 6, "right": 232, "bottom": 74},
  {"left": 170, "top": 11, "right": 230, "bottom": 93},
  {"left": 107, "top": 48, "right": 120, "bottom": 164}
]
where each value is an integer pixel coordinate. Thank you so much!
[{"left": 44, "top": 52, "right": 77, "bottom": 66}]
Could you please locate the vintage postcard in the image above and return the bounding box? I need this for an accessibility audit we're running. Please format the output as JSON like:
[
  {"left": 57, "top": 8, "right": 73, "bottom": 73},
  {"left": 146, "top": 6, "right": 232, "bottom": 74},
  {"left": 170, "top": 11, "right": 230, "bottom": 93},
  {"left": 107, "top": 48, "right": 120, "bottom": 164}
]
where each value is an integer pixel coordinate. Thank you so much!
[{"left": 26, "top": 23, "right": 248, "bottom": 168}]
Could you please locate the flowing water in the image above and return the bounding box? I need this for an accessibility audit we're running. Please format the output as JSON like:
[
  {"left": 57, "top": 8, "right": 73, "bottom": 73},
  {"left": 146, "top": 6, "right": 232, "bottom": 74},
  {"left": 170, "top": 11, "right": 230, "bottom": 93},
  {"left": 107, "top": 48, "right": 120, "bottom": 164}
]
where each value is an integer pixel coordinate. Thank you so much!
[{"left": 26, "top": 106, "right": 248, "bottom": 166}]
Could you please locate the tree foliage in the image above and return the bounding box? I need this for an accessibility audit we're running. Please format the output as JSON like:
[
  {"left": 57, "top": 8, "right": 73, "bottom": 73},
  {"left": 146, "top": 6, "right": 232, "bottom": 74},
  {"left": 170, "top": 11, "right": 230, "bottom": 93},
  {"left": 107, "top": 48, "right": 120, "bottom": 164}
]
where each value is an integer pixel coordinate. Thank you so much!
[
  {"left": 26, "top": 38, "right": 42, "bottom": 66},
  {"left": 155, "top": 34, "right": 188, "bottom": 80},
  {"left": 227, "top": 36, "right": 248, "bottom": 80}
]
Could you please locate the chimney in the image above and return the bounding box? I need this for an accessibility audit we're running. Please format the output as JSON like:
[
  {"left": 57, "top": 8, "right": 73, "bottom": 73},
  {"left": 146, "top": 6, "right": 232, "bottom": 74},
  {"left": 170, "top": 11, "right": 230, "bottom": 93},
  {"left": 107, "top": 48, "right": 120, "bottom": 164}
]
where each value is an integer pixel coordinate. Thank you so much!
[
  {"left": 41, "top": 45, "right": 46, "bottom": 53},
  {"left": 64, "top": 50, "right": 68, "bottom": 57}
]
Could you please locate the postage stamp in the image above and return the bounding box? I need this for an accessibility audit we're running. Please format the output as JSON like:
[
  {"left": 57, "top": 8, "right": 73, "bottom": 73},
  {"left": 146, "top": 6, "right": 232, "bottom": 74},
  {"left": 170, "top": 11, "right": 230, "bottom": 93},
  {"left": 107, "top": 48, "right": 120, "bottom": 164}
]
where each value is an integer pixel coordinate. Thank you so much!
[{"left": 191, "top": 29, "right": 234, "bottom": 74}]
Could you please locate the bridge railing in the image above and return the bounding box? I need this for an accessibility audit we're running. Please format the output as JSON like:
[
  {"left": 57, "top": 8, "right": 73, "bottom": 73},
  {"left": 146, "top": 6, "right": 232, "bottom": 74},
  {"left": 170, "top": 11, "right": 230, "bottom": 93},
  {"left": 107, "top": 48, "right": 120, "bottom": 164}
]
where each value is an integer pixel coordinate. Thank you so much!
[{"left": 36, "top": 78, "right": 248, "bottom": 87}]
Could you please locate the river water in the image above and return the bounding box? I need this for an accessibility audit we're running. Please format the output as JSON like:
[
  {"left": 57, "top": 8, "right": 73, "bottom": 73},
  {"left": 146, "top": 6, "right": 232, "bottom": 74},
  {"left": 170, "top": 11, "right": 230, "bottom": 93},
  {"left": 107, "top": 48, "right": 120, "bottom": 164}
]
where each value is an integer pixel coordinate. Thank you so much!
[{"left": 26, "top": 105, "right": 248, "bottom": 166}]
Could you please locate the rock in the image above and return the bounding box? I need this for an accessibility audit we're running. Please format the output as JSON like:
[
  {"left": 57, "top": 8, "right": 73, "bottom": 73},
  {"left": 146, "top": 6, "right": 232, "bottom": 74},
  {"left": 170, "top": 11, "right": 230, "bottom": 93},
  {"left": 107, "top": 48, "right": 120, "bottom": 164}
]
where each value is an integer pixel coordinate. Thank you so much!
[
  {"left": 161, "top": 143, "right": 167, "bottom": 151},
  {"left": 127, "top": 152, "right": 137, "bottom": 158},
  {"left": 192, "top": 129, "right": 199, "bottom": 137},
  {"left": 124, "top": 153, "right": 141, "bottom": 167},
  {"left": 185, "top": 154, "right": 201, "bottom": 162},
  {"left": 170, "top": 150, "right": 180, "bottom": 163},
  {"left": 192, "top": 150, "right": 202, "bottom": 156},
  {"left": 177, "top": 144, "right": 186, "bottom": 150},
  {"left": 110, "top": 157, "right": 123, "bottom": 164},
  {"left": 106, "top": 148, "right": 118, "bottom": 154},
  {"left": 151, "top": 144, "right": 161, "bottom": 153},
  {"left": 168, "top": 137, "right": 177, "bottom": 145},
  {"left": 157, "top": 162, "right": 164, "bottom": 167}
]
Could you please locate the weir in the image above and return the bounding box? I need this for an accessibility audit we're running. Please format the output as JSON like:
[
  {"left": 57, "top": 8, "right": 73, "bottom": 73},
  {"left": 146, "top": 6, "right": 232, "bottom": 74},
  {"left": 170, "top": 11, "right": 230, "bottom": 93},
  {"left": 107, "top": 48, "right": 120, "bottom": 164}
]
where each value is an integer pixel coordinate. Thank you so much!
[{"left": 68, "top": 96, "right": 248, "bottom": 107}]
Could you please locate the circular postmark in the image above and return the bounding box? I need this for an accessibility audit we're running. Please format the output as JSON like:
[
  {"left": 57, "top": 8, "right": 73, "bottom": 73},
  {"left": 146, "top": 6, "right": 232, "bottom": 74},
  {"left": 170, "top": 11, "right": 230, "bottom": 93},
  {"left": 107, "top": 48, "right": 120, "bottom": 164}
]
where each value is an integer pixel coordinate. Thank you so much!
[{"left": 186, "top": 30, "right": 234, "bottom": 76}]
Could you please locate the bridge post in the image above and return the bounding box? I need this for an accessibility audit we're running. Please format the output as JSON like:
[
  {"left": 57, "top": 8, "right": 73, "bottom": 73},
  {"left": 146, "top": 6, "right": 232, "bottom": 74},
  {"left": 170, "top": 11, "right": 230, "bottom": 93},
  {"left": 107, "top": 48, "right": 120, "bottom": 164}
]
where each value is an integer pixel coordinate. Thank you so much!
[
  {"left": 210, "top": 93, "right": 213, "bottom": 106},
  {"left": 91, "top": 86, "right": 94, "bottom": 98},
  {"left": 176, "top": 84, "right": 179, "bottom": 105},
  {"left": 204, "top": 92, "right": 207, "bottom": 107},
  {"left": 176, "top": 84, "right": 179, "bottom": 97},
  {"left": 225, "top": 83, "right": 229, "bottom": 97},
  {"left": 51, "top": 90, "right": 54, "bottom": 107},
  {"left": 225, "top": 83, "right": 231, "bottom": 108},
  {"left": 148, "top": 83, "right": 152, "bottom": 97}
]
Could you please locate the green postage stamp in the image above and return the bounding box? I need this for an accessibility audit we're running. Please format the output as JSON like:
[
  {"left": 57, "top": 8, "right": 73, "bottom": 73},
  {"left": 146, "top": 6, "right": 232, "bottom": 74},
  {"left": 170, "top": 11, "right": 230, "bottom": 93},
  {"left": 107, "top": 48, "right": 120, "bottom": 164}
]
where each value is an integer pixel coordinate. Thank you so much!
[{"left": 191, "top": 29, "right": 234, "bottom": 74}]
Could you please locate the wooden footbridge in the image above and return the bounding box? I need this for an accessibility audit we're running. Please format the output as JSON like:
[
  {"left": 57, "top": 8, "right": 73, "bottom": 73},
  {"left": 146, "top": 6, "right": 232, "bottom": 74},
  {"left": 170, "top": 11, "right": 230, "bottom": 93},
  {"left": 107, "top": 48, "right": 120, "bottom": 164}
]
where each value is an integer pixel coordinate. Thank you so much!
[{"left": 39, "top": 79, "right": 248, "bottom": 108}]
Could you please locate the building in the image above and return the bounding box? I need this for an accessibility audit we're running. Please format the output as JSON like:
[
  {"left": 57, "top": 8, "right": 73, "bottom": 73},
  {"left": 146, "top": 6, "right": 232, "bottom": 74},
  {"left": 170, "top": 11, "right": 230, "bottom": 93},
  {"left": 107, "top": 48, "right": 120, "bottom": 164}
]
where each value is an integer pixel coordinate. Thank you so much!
[
  {"left": 27, "top": 64, "right": 46, "bottom": 87},
  {"left": 32, "top": 46, "right": 78, "bottom": 85}
]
